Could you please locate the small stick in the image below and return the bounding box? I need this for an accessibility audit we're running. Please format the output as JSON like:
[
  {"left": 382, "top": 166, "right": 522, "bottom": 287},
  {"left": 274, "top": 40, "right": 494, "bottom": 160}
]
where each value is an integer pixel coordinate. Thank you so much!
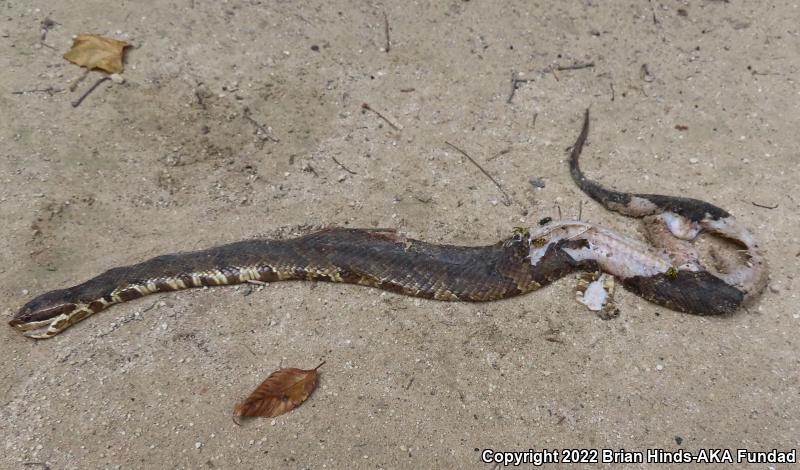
[
  {"left": 555, "top": 62, "right": 595, "bottom": 71},
  {"left": 750, "top": 201, "right": 778, "bottom": 210},
  {"left": 610, "top": 82, "right": 616, "bottom": 101},
  {"left": 383, "top": 11, "right": 390, "bottom": 53},
  {"left": 532, "top": 112, "right": 538, "bottom": 128},
  {"left": 71, "top": 76, "right": 110, "bottom": 108},
  {"left": 12, "top": 87, "right": 61, "bottom": 95},
  {"left": 444, "top": 141, "right": 511, "bottom": 206},
  {"left": 649, "top": 0, "right": 659, "bottom": 24},
  {"left": 39, "top": 17, "right": 57, "bottom": 42},
  {"left": 578, "top": 200, "right": 583, "bottom": 221},
  {"left": 405, "top": 376, "right": 414, "bottom": 390},
  {"left": 243, "top": 344, "right": 258, "bottom": 357},
  {"left": 506, "top": 70, "right": 533, "bottom": 104},
  {"left": 507, "top": 70, "right": 518, "bottom": 103},
  {"left": 487, "top": 148, "right": 511, "bottom": 162},
  {"left": 22, "top": 463, "right": 50, "bottom": 470},
  {"left": 362, "top": 102, "right": 401, "bottom": 130},
  {"left": 332, "top": 156, "right": 357, "bottom": 175},
  {"left": 68, "top": 68, "right": 90, "bottom": 92},
  {"left": 194, "top": 90, "right": 207, "bottom": 110},
  {"left": 243, "top": 110, "right": 280, "bottom": 142}
]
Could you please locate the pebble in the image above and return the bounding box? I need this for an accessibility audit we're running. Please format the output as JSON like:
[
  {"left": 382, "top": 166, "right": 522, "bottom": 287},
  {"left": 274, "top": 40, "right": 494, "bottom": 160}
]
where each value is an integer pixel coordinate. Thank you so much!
[
  {"left": 769, "top": 284, "right": 780, "bottom": 294},
  {"left": 656, "top": 364, "right": 664, "bottom": 371},
  {"left": 195, "top": 442, "right": 202, "bottom": 449},
  {"left": 689, "top": 158, "right": 699, "bottom": 164},
  {"left": 110, "top": 73, "right": 125, "bottom": 84},
  {"left": 529, "top": 177, "right": 546, "bottom": 189}
]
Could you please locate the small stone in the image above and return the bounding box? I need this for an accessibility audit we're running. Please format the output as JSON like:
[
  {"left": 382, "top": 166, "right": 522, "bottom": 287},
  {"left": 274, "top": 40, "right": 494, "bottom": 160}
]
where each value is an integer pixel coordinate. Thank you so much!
[
  {"left": 21, "top": 289, "right": 29, "bottom": 295},
  {"left": 110, "top": 73, "right": 125, "bottom": 84},
  {"left": 689, "top": 158, "right": 699, "bottom": 164},
  {"left": 337, "top": 173, "right": 347, "bottom": 182},
  {"left": 529, "top": 176, "right": 546, "bottom": 189},
  {"left": 195, "top": 442, "right": 202, "bottom": 449},
  {"left": 656, "top": 364, "right": 664, "bottom": 371},
  {"left": 769, "top": 284, "right": 780, "bottom": 294}
]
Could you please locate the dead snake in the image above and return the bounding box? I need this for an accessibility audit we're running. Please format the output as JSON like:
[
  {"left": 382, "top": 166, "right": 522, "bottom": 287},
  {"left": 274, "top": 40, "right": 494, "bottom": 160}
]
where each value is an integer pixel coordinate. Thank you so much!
[{"left": 9, "top": 110, "right": 768, "bottom": 339}]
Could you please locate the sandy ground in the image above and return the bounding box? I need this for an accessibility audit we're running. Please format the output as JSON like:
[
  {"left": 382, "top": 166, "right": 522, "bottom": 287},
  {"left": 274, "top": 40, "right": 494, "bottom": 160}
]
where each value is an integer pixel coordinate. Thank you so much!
[{"left": 1, "top": 1, "right": 798, "bottom": 469}]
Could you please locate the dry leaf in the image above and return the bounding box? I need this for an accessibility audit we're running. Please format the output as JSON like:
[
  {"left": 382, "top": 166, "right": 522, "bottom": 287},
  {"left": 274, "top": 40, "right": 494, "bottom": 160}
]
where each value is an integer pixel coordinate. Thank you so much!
[
  {"left": 63, "top": 34, "right": 129, "bottom": 74},
  {"left": 233, "top": 361, "right": 324, "bottom": 422}
]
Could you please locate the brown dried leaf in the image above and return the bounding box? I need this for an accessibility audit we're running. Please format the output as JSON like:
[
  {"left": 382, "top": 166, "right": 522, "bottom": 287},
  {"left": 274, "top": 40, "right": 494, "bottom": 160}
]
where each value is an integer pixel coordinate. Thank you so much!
[
  {"left": 233, "top": 361, "right": 324, "bottom": 421},
  {"left": 63, "top": 34, "right": 129, "bottom": 74}
]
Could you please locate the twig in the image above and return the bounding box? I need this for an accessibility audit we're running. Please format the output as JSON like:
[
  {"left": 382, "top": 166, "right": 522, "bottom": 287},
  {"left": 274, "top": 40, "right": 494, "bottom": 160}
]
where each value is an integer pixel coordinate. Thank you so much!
[
  {"left": 506, "top": 70, "right": 533, "bottom": 104},
  {"left": 141, "top": 300, "right": 161, "bottom": 313},
  {"left": 332, "top": 156, "right": 357, "bottom": 175},
  {"left": 383, "top": 11, "right": 390, "bottom": 53},
  {"left": 750, "top": 201, "right": 778, "bottom": 210},
  {"left": 243, "top": 344, "right": 258, "bottom": 357},
  {"left": 610, "top": 82, "right": 615, "bottom": 101},
  {"left": 361, "top": 102, "right": 401, "bottom": 130},
  {"left": 405, "top": 376, "right": 414, "bottom": 390},
  {"left": 532, "top": 112, "right": 538, "bottom": 128},
  {"left": 555, "top": 61, "right": 595, "bottom": 71},
  {"left": 243, "top": 108, "right": 280, "bottom": 142},
  {"left": 649, "top": 0, "right": 659, "bottom": 24},
  {"left": 71, "top": 76, "right": 110, "bottom": 108},
  {"left": 12, "top": 87, "right": 61, "bottom": 96},
  {"left": 487, "top": 148, "right": 511, "bottom": 162},
  {"left": 194, "top": 90, "right": 207, "bottom": 110},
  {"left": 444, "top": 141, "right": 511, "bottom": 206},
  {"left": 39, "top": 17, "right": 57, "bottom": 42},
  {"left": 22, "top": 463, "right": 50, "bottom": 470},
  {"left": 68, "top": 68, "right": 90, "bottom": 92}
]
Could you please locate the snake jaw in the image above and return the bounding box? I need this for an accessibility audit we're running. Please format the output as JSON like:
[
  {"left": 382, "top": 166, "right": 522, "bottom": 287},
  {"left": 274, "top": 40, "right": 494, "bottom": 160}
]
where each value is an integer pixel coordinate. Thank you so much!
[
  {"left": 9, "top": 317, "right": 54, "bottom": 332},
  {"left": 9, "top": 312, "right": 69, "bottom": 339},
  {"left": 23, "top": 314, "right": 70, "bottom": 339},
  {"left": 10, "top": 300, "right": 85, "bottom": 339}
]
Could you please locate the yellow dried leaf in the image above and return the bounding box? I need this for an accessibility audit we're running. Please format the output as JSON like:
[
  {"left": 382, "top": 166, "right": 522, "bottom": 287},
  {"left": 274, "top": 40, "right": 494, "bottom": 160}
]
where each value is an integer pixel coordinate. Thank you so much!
[{"left": 63, "top": 34, "right": 129, "bottom": 74}]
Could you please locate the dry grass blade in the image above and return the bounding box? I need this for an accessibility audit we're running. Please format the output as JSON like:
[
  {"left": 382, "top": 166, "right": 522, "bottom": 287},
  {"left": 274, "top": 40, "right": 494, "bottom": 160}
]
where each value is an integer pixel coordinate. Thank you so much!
[{"left": 233, "top": 361, "right": 325, "bottom": 423}]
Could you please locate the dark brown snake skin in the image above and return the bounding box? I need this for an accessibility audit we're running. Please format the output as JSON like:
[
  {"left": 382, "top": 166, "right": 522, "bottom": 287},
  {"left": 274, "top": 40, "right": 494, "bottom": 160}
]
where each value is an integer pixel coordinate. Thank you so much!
[{"left": 9, "top": 110, "right": 767, "bottom": 339}]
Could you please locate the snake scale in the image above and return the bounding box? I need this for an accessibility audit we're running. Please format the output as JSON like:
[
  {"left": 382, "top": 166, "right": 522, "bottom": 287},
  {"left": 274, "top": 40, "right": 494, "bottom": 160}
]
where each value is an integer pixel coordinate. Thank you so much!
[{"left": 10, "top": 110, "right": 767, "bottom": 339}]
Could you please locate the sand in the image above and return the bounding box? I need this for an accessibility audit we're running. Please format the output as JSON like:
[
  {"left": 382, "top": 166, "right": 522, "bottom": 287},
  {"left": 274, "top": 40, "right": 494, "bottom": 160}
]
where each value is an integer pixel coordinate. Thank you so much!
[{"left": 1, "top": 1, "right": 797, "bottom": 468}]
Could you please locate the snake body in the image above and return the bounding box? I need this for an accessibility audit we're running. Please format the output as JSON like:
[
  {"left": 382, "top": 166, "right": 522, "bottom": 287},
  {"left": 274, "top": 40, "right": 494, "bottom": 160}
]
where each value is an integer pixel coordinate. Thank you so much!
[{"left": 10, "top": 110, "right": 767, "bottom": 338}]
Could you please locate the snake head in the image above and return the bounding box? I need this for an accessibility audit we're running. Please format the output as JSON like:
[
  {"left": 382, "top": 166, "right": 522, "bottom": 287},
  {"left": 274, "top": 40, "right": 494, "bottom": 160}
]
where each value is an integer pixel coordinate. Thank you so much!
[{"left": 9, "top": 289, "right": 80, "bottom": 339}]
